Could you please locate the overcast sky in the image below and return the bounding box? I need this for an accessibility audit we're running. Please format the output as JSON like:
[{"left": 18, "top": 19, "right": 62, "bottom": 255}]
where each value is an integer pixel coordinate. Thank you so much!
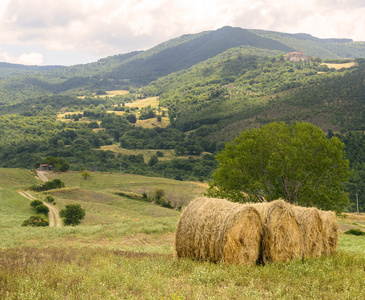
[{"left": 0, "top": 0, "right": 364, "bottom": 66}]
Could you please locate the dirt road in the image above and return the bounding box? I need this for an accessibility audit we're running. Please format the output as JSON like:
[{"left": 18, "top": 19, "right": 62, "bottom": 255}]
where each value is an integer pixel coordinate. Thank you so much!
[
  {"left": 18, "top": 190, "right": 62, "bottom": 228},
  {"left": 37, "top": 171, "right": 49, "bottom": 182}
]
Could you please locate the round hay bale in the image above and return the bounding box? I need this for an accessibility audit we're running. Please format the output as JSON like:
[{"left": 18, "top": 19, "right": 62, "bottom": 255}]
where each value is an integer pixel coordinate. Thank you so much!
[
  {"left": 254, "top": 199, "right": 303, "bottom": 263},
  {"left": 175, "top": 197, "right": 263, "bottom": 265},
  {"left": 292, "top": 206, "right": 324, "bottom": 258},
  {"left": 318, "top": 210, "right": 338, "bottom": 255}
]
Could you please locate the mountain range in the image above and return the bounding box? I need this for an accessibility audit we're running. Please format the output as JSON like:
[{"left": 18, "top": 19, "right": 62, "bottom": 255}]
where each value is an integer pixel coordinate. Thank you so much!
[
  {"left": 1, "top": 26, "right": 365, "bottom": 100},
  {"left": 0, "top": 26, "right": 364, "bottom": 210}
]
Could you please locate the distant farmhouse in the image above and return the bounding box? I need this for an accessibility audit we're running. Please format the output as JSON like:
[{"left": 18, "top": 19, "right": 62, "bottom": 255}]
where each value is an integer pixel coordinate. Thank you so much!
[
  {"left": 284, "top": 50, "right": 312, "bottom": 62},
  {"left": 38, "top": 164, "right": 53, "bottom": 171}
]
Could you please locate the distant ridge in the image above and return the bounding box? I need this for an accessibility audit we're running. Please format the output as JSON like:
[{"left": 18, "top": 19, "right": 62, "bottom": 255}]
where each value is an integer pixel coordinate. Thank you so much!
[
  {"left": 0, "top": 62, "right": 62, "bottom": 71},
  {"left": 1, "top": 25, "right": 365, "bottom": 104},
  {"left": 105, "top": 26, "right": 294, "bottom": 85}
]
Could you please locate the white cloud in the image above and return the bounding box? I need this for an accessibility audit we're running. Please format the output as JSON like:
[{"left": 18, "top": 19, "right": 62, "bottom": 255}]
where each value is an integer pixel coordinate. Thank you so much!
[
  {"left": 18, "top": 52, "right": 44, "bottom": 65},
  {"left": 0, "top": 0, "right": 365, "bottom": 65},
  {"left": 0, "top": 51, "right": 43, "bottom": 65}
]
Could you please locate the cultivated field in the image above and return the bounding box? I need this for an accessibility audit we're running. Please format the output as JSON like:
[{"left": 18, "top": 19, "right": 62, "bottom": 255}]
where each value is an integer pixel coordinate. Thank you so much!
[
  {"left": 0, "top": 168, "right": 364, "bottom": 299},
  {"left": 125, "top": 97, "right": 159, "bottom": 109},
  {"left": 78, "top": 90, "right": 130, "bottom": 99},
  {"left": 323, "top": 62, "right": 357, "bottom": 70},
  {"left": 96, "top": 145, "right": 203, "bottom": 162}
]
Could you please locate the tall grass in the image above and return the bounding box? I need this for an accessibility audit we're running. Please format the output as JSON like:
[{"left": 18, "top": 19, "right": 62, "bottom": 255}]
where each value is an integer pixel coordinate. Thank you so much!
[
  {"left": 0, "top": 239, "right": 364, "bottom": 299},
  {"left": 0, "top": 189, "right": 34, "bottom": 228},
  {"left": 1, "top": 168, "right": 365, "bottom": 298},
  {"left": 0, "top": 168, "right": 38, "bottom": 188}
]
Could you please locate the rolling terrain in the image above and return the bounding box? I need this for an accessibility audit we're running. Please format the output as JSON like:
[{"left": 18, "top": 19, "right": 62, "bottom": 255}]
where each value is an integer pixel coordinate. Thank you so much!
[
  {"left": 0, "top": 25, "right": 364, "bottom": 212},
  {"left": 0, "top": 167, "right": 364, "bottom": 298}
]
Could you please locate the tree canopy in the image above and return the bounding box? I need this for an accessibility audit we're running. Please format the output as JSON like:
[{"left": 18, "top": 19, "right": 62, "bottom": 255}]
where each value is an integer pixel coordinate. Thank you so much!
[
  {"left": 59, "top": 204, "right": 86, "bottom": 226},
  {"left": 207, "top": 122, "right": 351, "bottom": 213}
]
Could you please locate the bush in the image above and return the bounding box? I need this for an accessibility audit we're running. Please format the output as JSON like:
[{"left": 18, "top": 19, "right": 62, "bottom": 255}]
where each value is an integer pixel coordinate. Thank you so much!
[
  {"left": 30, "top": 179, "right": 65, "bottom": 191},
  {"left": 45, "top": 195, "right": 55, "bottom": 203},
  {"left": 35, "top": 204, "right": 49, "bottom": 215},
  {"left": 156, "top": 151, "right": 164, "bottom": 157},
  {"left": 22, "top": 216, "right": 49, "bottom": 227},
  {"left": 30, "top": 200, "right": 43, "bottom": 208},
  {"left": 81, "top": 170, "right": 91, "bottom": 180},
  {"left": 148, "top": 155, "right": 158, "bottom": 166},
  {"left": 126, "top": 114, "right": 137, "bottom": 124},
  {"left": 344, "top": 229, "right": 365, "bottom": 236},
  {"left": 60, "top": 204, "right": 86, "bottom": 226},
  {"left": 153, "top": 189, "right": 174, "bottom": 209},
  {"left": 155, "top": 197, "right": 174, "bottom": 209},
  {"left": 154, "top": 189, "right": 165, "bottom": 201}
]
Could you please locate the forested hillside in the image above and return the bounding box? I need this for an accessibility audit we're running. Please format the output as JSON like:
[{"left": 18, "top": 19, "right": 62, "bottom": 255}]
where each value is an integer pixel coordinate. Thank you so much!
[
  {"left": 0, "top": 26, "right": 364, "bottom": 211},
  {"left": 250, "top": 29, "right": 365, "bottom": 59},
  {"left": 2, "top": 26, "right": 365, "bottom": 105}
]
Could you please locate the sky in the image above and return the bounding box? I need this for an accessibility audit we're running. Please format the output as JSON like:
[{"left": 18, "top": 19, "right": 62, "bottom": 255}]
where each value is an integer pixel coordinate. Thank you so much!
[{"left": 0, "top": 0, "right": 365, "bottom": 66}]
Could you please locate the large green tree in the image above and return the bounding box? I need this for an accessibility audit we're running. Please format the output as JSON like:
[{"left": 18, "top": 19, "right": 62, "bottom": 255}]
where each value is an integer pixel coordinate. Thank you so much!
[
  {"left": 207, "top": 122, "right": 351, "bottom": 213},
  {"left": 60, "top": 204, "right": 86, "bottom": 226}
]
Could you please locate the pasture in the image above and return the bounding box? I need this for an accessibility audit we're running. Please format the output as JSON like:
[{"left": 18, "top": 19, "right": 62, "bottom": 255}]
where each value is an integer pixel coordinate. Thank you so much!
[
  {"left": 78, "top": 90, "right": 130, "bottom": 99},
  {"left": 96, "top": 145, "right": 203, "bottom": 163},
  {"left": 0, "top": 168, "right": 364, "bottom": 299},
  {"left": 125, "top": 97, "right": 159, "bottom": 109},
  {"left": 322, "top": 61, "right": 357, "bottom": 70}
]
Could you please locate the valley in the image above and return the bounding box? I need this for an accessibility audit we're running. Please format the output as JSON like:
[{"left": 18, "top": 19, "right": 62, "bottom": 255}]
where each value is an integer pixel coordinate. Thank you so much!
[{"left": 0, "top": 25, "right": 365, "bottom": 298}]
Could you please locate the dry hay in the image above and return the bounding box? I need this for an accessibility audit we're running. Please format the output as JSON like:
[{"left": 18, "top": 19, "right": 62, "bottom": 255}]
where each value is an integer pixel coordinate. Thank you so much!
[
  {"left": 254, "top": 199, "right": 302, "bottom": 263},
  {"left": 292, "top": 206, "right": 324, "bottom": 258},
  {"left": 318, "top": 210, "right": 338, "bottom": 255},
  {"left": 174, "top": 197, "right": 263, "bottom": 265}
]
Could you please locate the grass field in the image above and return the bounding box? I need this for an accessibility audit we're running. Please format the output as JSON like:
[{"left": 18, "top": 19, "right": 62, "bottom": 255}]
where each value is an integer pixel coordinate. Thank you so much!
[
  {"left": 125, "top": 97, "right": 159, "bottom": 109},
  {"left": 78, "top": 90, "right": 130, "bottom": 99},
  {"left": 96, "top": 145, "right": 203, "bottom": 163},
  {"left": 323, "top": 62, "right": 357, "bottom": 70},
  {"left": 1, "top": 168, "right": 365, "bottom": 299},
  {"left": 135, "top": 116, "right": 170, "bottom": 129}
]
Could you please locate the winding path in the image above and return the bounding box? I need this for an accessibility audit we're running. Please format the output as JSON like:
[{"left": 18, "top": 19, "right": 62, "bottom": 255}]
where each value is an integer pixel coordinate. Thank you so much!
[
  {"left": 18, "top": 171, "right": 62, "bottom": 227},
  {"left": 37, "top": 171, "right": 49, "bottom": 182}
]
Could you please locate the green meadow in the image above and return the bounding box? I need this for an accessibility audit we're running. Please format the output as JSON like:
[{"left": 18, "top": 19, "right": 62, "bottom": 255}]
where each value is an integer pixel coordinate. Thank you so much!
[{"left": 0, "top": 168, "right": 365, "bottom": 299}]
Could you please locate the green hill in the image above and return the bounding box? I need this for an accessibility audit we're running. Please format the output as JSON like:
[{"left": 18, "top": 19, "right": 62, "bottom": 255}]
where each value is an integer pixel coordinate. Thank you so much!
[
  {"left": 0, "top": 26, "right": 365, "bottom": 211},
  {"left": 0, "top": 62, "right": 62, "bottom": 78},
  {"left": 2, "top": 26, "right": 365, "bottom": 105},
  {"left": 250, "top": 29, "right": 365, "bottom": 59}
]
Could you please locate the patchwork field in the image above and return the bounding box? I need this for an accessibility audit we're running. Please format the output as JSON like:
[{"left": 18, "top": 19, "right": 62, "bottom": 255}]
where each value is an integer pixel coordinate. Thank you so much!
[
  {"left": 78, "top": 90, "right": 130, "bottom": 99},
  {"left": 125, "top": 97, "right": 159, "bottom": 109},
  {"left": 323, "top": 62, "right": 357, "bottom": 70},
  {"left": 0, "top": 168, "right": 365, "bottom": 299},
  {"left": 96, "top": 145, "right": 202, "bottom": 162}
]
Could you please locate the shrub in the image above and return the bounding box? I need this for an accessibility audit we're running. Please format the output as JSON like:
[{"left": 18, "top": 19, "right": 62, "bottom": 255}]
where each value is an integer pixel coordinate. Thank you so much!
[
  {"left": 30, "top": 200, "right": 43, "bottom": 208},
  {"left": 30, "top": 179, "right": 65, "bottom": 191},
  {"left": 156, "top": 197, "right": 174, "bottom": 209},
  {"left": 156, "top": 151, "right": 164, "bottom": 157},
  {"left": 81, "top": 170, "right": 91, "bottom": 180},
  {"left": 148, "top": 155, "right": 158, "bottom": 166},
  {"left": 45, "top": 195, "right": 55, "bottom": 203},
  {"left": 154, "top": 189, "right": 165, "bottom": 201},
  {"left": 126, "top": 114, "right": 137, "bottom": 124},
  {"left": 154, "top": 189, "right": 174, "bottom": 209},
  {"left": 22, "top": 216, "right": 49, "bottom": 227},
  {"left": 35, "top": 204, "right": 49, "bottom": 215}
]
